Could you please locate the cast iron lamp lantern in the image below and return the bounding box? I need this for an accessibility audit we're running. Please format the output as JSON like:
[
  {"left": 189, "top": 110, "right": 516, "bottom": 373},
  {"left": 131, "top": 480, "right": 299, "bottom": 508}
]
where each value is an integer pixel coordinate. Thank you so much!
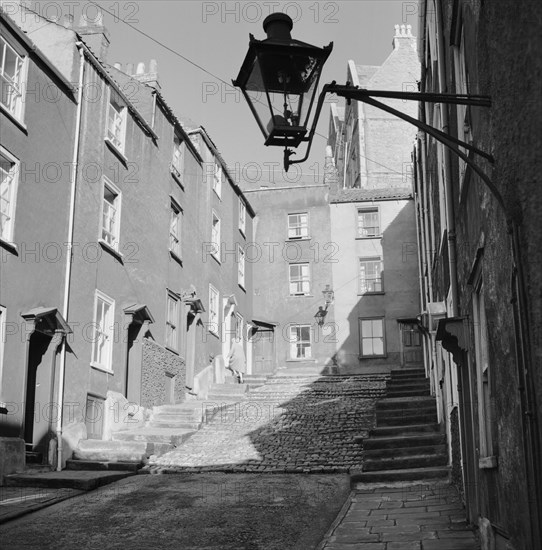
[
  {"left": 233, "top": 13, "right": 496, "bottom": 188},
  {"left": 232, "top": 13, "right": 332, "bottom": 163},
  {"left": 314, "top": 306, "right": 327, "bottom": 327}
]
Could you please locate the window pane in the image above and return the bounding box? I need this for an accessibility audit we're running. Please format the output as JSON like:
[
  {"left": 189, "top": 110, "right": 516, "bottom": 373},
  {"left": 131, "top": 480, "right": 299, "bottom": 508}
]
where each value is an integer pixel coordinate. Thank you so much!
[{"left": 372, "top": 320, "right": 383, "bottom": 337}]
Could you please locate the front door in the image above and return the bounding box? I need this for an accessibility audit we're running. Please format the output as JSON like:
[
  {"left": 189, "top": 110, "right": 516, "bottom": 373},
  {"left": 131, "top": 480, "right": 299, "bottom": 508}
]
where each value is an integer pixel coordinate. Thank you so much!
[
  {"left": 252, "top": 328, "right": 275, "bottom": 374},
  {"left": 399, "top": 322, "right": 423, "bottom": 366}
]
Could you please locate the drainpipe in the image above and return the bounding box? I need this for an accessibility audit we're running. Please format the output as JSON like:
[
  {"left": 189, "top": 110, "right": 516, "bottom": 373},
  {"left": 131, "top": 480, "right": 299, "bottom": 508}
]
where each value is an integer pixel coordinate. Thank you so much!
[
  {"left": 435, "top": 0, "right": 459, "bottom": 318},
  {"left": 56, "top": 43, "right": 85, "bottom": 471}
]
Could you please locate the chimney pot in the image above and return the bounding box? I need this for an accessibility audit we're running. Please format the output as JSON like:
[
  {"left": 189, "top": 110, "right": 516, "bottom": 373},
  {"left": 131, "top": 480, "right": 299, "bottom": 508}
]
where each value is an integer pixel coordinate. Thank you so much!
[
  {"left": 126, "top": 63, "right": 134, "bottom": 75},
  {"left": 136, "top": 62, "right": 145, "bottom": 75},
  {"left": 149, "top": 59, "right": 158, "bottom": 73},
  {"left": 114, "top": 62, "right": 122, "bottom": 70}
]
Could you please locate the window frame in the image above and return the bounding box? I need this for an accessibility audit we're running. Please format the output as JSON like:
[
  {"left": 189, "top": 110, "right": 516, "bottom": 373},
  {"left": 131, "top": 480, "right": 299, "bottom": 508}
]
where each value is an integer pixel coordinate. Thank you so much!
[
  {"left": 289, "top": 324, "right": 312, "bottom": 360},
  {"left": 105, "top": 88, "right": 127, "bottom": 155},
  {"left": 208, "top": 284, "right": 220, "bottom": 336},
  {"left": 359, "top": 317, "right": 386, "bottom": 358},
  {"left": 166, "top": 291, "right": 179, "bottom": 352},
  {"left": 235, "top": 312, "right": 244, "bottom": 341},
  {"left": 356, "top": 206, "right": 381, "bottom": 238},
  {"left": 358, "top": 257, "right": 384, "bottom": 294},
  {"left": 239, "top": 198, "right": 246, "bottom": 235},
  {"left": 169, "top": 197, "right": 182, "bottom": 260},
  {"left": 91, "top": 290, "right": 115, "bottom": 372},
  {"left": 237, "top": 244, "right": 246, "bottom": 289},
  {"left": 289, "top": 262, "right": 311, "bottom": 296},
  {"left": 287, "top": 212, "right": 309, "bottom": 240},
  {"left": 100, "top": 177, "right": 122, "bottom": 252},
  {"left": 171, "top": 132, "right": 185, "bottom": 184},
  {"left": 0, "top": 146, "right": 20, "bottom": 244},
  {"left": 472, "top": 269, "right": 496, "bottom": 467},
  {"left": 0, "top": 35, "right": 26, "bottom": 121},
  {"left": 213, "top": 160, "right": 222, "bottom": 198},
  {"left": 211, "top": 210, "right": 221, "bottom": 262}
]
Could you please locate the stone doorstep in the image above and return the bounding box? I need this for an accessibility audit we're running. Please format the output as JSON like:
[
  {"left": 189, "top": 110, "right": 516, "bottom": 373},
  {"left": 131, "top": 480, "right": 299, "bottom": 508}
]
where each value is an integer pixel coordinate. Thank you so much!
[
  {"left": 363, "top": 454, "right": 448, "bottom": 472},
  {"left": 369, "top": 424, "right": 441, "bottom": 437},
  {"left": 4, "top": 470, "right": 136, "bottom": 491}
]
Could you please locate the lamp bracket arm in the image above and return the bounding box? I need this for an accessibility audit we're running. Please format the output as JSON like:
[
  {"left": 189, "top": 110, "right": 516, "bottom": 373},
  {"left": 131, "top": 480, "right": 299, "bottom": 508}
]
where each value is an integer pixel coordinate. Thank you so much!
[{"left": 329, "top": 84, "right": 493, "bottom": 163}]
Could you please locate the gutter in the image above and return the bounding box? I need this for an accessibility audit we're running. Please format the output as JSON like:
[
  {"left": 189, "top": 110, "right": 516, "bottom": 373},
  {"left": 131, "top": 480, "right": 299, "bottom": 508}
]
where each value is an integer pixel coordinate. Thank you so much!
[{"left": 56, "top": 42, "right": 85, "bottom": 471}]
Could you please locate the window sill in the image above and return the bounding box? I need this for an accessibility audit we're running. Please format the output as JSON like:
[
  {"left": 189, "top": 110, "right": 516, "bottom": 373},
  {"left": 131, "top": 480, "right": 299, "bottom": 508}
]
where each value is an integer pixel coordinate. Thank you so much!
[
  {"left": 91, "top": 363, "right": 114, "bottom": 374},
  {"left": 357, "top": 291, "right": 385, "bottom": 296},
  {"left": 171, "top": 166, "right": 184, "bottom": 189},
  {"left": 479, "top": 456, "right": 498, "bottom": 469},
  {"left": 99, "top": 239, "right": 124, "bottom": 263},
  {"left": 169, "top": 249, "right": 183, "bottom": 265},
  {"left": 289, "top": 294, "right": 313, "bottom": 298},
  {"left": 356, "top": 236, "right": 382, "bottom": 240},
  {"left": 0, "top": 238, "right": 18, "bottom": 256},
  {"left": 359, "top": 355, "right": 387, "bottom": 360},
  {"left": 286, "top": 358, "right": 316, "bottom": 363},
  {"left": 105, "top": 138, "right": 128, "bottom": 165},
  {"left": 287, "top": 237, "right": 311, "bottom": 242},
  {"left": 0, "top": 103, "right": 28, "bottom": 134}
]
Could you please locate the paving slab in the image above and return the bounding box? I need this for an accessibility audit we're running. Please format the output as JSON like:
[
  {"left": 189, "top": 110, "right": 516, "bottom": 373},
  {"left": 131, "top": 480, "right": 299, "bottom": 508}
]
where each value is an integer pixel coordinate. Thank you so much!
[{"left": 318, "top": 482, "right": 480, "bottom": 549}]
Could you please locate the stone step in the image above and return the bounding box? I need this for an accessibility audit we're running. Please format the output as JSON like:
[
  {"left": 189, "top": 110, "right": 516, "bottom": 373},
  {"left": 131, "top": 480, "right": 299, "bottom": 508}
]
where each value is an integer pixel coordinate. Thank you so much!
[
  {"left": 377, "top": 412, "right": 438, "bottom": 426},
  {"left": 147, "top": 419, "right": 202, "bottom": 430},
  {"left": 363, "top": 432, "right": 446, "bottom": 450},
  {"left": 111, "top": 427, "right": 195, "bottom": 446},
  {"left": 74, "top": 440, "right": 147, "bottom": 463},
  {"left": 4, "top": 470, "right": 135, "bottom": 490},
  {"left": 387, "top": 382, "right": 429, "bottom": 390},
  {"left": 351, "top": 466, "right": 450, "bottom": 484},
  {"left": 152, "top": 403, "right": 204, "bottom": 415},
  {"left": 363, "top": 452, "right": 448, "bottom": 471},
  {"left": 376, "top": 396, "right": 436, "bottom": 410},
  {"left": 208, "top": 383, "right": 249, "bottom": 392},
  {"left": 370, "top": 423, "right": 441, "bottom": 437},
  {"left": 364, "top": 444, "right": 447, "bottom": 459},
  {"left": 386, "top": 389, "right": 431, "bottom": 398},
  {"left": 65, "top": 459, "right": 142, "bottom": 472}
]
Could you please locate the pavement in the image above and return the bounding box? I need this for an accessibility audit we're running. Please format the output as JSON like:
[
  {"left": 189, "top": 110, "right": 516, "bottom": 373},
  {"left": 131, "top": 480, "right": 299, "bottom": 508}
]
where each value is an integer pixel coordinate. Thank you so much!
[
  {"left": 319, "top": 480, "right": 480, "bottom": 549},
  {"left": 0, "top": 373, "right": 480, "bottom": 548}
]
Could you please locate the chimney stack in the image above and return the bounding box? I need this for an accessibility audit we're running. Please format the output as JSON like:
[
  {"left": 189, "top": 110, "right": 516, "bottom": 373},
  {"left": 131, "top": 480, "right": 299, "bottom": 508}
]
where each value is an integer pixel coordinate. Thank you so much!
[
  {"left": 75, "top": 12, "right": 110, "bottom": 61},
  {"left": 130, "top": 59, "right": 161, "bottom": 91},
  {"left": 393, "top": 24, "right": 416, "bottom": 51}
]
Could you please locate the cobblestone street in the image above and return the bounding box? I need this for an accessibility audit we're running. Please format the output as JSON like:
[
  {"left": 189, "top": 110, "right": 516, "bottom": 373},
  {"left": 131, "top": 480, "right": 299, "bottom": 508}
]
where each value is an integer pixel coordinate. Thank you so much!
[{"left": 150, "top": 375, "right": 385, "bottom": 473}]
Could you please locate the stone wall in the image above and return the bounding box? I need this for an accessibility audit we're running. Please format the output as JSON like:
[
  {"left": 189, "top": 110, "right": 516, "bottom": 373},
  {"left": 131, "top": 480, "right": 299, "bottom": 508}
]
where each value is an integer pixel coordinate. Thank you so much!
[
  {"left": 141, "top": 338, "right": 186, "bottom": 408},
  {"left": 450, "top": 406, "right": 463, "bottom": 503}
]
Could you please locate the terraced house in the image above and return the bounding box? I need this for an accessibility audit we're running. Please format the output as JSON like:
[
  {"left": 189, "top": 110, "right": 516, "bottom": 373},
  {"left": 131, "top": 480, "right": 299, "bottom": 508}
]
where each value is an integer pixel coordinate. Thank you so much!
[{"left": 0, "top": 7, "right": 254, "bottom": 476}]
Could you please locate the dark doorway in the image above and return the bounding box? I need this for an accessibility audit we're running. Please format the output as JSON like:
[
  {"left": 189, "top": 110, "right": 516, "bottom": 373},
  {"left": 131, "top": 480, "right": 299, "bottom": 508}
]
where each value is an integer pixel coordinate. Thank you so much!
[{"left": 24, "top": 330, "right": 54, "bottom": 458}]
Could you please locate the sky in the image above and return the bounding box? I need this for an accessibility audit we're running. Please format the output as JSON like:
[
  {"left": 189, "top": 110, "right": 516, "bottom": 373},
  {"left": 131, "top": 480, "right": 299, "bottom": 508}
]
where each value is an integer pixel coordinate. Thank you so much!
[{"left": 86, "top": 1, "right": 420, "bottom": 189}]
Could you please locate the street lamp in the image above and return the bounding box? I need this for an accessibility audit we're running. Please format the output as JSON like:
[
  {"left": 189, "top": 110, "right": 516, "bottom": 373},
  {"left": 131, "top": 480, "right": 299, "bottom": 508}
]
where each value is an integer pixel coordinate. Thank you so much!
[
  {"left": 314, "top": 306, "right": 327, "bottom": 327},
  {"left": 233, "top": 13, "right": 497, "bottom": 199},
  {"left": 232, "top": 13, "right": 332, "bottom": 166}
]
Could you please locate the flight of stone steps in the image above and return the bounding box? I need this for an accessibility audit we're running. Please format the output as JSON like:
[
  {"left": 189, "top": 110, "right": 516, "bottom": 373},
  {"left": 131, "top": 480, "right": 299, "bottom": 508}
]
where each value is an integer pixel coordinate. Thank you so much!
[
  {"left": 356, "top": 367, "right": 449, "bottom": 483},
  {"left": 66, "top": 374, "right": 269, "bottom": 471}
]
